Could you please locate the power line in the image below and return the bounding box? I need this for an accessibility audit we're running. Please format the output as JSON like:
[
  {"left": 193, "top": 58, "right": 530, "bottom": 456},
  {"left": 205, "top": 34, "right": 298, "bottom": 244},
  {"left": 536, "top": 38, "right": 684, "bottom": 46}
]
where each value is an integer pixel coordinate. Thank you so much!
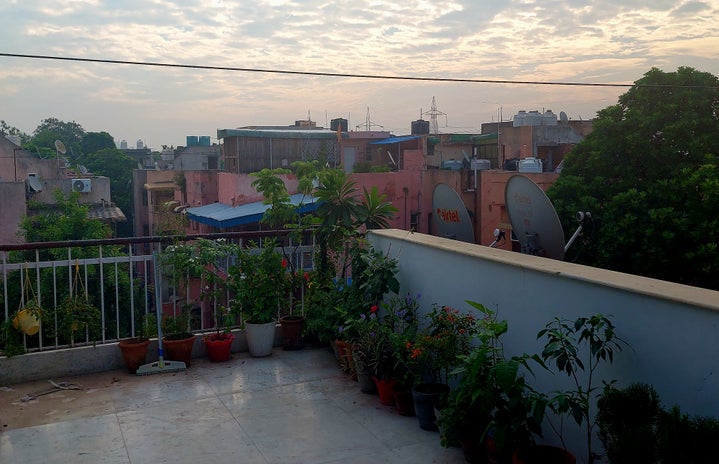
[{"left": 3, "top": 52, "right": 715, "bottom": 90}]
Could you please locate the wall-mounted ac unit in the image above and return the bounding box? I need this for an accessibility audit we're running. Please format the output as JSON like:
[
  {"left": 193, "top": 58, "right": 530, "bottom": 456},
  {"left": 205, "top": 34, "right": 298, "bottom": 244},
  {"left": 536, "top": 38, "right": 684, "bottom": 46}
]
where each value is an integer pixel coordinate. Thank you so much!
[{"left": 72, "top": 178, "right": 92, "bottom": 193}]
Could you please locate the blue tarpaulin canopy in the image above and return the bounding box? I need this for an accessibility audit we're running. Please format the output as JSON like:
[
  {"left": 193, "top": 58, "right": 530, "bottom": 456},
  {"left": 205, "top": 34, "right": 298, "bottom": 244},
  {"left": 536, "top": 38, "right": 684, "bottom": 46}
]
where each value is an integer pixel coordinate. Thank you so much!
[
  {"left": 368, "top": 135, "right": 420, "bottom": 145},
  {"left": 186, "top": 194, "right": 319, "bottom": 229}
]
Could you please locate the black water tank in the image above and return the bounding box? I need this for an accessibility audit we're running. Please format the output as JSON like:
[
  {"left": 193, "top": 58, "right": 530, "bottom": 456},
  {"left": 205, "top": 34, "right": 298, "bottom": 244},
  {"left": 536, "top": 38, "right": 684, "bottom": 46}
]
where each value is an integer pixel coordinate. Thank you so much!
[
  {"left": 330, "top": 118, "right": 348, "bottom": 132},
  {"left": 411, "top": 119, "right": 430, "bottom": 135}
]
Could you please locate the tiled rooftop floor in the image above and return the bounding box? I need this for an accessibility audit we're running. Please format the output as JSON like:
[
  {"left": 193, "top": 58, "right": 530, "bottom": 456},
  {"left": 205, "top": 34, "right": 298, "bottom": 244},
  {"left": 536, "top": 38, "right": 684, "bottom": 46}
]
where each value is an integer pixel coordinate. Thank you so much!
[{"left": 0, "top": 347, "right": 464, "bottom": 463}]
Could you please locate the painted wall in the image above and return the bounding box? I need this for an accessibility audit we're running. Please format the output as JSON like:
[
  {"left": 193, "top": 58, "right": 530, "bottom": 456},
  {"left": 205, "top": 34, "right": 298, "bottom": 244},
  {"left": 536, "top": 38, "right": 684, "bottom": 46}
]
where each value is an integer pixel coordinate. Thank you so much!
[
  {"left": 368, "top": 229, "right": 719, "bottom": 462},
  {"left": 0, "top": 183, "right": 27, "bottom": 244}
]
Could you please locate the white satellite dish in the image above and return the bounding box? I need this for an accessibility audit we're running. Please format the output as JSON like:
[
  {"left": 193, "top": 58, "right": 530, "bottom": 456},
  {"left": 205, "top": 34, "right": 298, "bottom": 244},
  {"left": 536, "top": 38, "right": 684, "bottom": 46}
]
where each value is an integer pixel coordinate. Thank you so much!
[
  {"left": 505, "top": 175, "right": 565, "bottom": 260},
  {"left": 79, "top": 165, "right": 88, "bottom": 175},
  {"left": 54, "top": 140, "right": 67, "bottom": 154},
  {"left": 27, "top": 175, "right": 44, "bottom": 193},
  {"left": 559, "top": 111, "right": 569, "bottom": 124},
  {"left": 432, "top": 183, "right": 475, "bottom": 243}
]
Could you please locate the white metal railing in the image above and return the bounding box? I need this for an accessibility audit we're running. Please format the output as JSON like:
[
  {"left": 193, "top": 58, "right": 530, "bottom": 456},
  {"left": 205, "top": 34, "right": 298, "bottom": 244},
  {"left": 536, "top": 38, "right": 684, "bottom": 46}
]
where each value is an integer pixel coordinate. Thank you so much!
[{"left": 0, "top": 231, "right": 315, "bottom": 355}]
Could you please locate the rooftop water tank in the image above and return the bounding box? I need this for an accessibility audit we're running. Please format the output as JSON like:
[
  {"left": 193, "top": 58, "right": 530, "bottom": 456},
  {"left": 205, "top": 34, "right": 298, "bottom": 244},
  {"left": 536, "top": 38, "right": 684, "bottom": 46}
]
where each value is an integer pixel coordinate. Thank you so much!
[
  {"left": 442, "top": 159, "right": 464, "bottom": 170},
  {"left": 518, "top": 157, "right": 543, "bottom": 173},
  {"left": 330, "top": 118, "right": 348, "bottom": 132},
  {"left": 411, "top": 119, "right": 430, "bottom": 135},
  {"left": 186, "top": 136, "right": 199, "bottom": 147},
  {"left": 199, "top": 136, "right": 211, "bottom": 146}
]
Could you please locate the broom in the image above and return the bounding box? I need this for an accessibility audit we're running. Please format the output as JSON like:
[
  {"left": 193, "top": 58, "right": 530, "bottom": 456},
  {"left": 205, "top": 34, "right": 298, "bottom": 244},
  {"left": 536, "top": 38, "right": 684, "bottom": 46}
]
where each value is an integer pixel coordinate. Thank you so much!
[{"left": 137, "top": 251, "right": 187, "bottom": 375}]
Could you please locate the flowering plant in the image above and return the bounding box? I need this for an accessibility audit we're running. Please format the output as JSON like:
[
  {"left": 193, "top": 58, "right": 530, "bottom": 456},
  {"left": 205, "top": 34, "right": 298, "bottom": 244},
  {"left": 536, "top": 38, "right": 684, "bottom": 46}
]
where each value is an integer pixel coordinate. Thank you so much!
[
  {"left": 346, "top": 304, "right": 383, "bottom": 375},
  {"left": 407, "top": 303, "right": 479, "bottom": 385},
  {"left": 227, "top": 239, "right": 289, "bottom": 324}
]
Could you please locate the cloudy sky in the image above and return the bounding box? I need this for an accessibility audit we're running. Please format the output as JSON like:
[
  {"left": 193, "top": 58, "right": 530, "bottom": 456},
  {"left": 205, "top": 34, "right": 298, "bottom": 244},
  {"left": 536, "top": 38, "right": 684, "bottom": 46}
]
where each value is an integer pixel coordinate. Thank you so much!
[{"left": 1, "top": 0, "right": 717, "bottom": 149}]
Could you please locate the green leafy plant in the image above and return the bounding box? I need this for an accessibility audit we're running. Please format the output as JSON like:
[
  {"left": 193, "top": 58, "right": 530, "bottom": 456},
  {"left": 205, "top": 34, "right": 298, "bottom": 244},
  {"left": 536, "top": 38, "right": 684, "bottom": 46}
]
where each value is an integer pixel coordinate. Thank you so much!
[
  {"left": 162, "top": 307, "right": 193, "bottom": 340},
  {"left": 437, "top": 301, "right": 545, "bottom": 457},
  {"left": 408, "top": 303, "right": 480, "bottom": 385},
  {"left": 228, "top": 239, "right": 288, "bottom": 324},
  {"left": 58, "top": 293, "right": 101, "bottom": 346},
  {"left": 597, "top": 382, "right": 662, "bottom": 464},
  {"left": 537, "top": 314, "right": 627, "bottom": 464}
]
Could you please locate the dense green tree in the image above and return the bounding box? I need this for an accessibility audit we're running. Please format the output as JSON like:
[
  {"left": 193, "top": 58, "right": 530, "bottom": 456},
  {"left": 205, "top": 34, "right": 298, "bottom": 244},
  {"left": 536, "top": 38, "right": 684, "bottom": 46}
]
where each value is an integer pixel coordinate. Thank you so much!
[
  {"left": 31, "top": 117, "right": 86, "bottom": 161},
  {"left": 548, "top": 67, "right": 719, "bottom": 289},
  {"left": 76, "top": 148, "right": 136, "bottom": 237},
  {"left": 21, "top": 189, "right": 111, "bottom": 245},
  {"left": 81, "top": 131, "right": 116, "bottom": 155}
]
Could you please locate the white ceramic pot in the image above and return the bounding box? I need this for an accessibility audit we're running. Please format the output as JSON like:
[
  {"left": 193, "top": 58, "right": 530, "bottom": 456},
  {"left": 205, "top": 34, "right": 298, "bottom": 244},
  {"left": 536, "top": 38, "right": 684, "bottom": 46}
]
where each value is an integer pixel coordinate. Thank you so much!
[{"left": 244, "top": 321, "right": 276, "bottom": 357}]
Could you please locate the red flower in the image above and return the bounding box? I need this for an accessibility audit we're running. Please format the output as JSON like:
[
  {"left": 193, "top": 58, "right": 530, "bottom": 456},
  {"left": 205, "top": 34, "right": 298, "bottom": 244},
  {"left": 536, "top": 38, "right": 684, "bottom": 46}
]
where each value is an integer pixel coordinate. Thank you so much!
[
  {"left": 281, "top": 258, "right": 288, "bottom": 269},
  {"left": 370, "top": 305, "right": 378, "bottom": 313},
  {"left": 303, "top": 271, "right": 309, "bottom": 281}
]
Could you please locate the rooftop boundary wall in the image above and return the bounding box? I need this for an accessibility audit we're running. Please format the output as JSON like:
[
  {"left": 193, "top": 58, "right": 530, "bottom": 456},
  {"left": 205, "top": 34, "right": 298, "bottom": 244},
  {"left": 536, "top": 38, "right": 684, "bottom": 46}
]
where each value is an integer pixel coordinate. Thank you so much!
[{"left": 368, "top": 229, "right": 719, "bottom": 460}]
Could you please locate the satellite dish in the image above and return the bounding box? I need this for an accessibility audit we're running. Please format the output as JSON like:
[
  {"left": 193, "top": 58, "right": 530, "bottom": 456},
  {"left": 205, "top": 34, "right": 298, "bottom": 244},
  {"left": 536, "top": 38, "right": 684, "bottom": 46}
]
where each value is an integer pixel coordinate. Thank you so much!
[
  {"left": 79, "top": 165, "right": 88, "bottom": 175},
  {"left": 54, "top": 140, "right": 67, "bottom": 154},
  {"left": 505, "top": 175, "right": 565, "bottom": 260},
  {"left": 432, "top": 183, "right": 475, "bottom": 243},
  {"left": 559, "top": 111, "right": 569, "bottom": 124},
  {"left": 27, "top": 175, "right": 44, "bottom": 193}
]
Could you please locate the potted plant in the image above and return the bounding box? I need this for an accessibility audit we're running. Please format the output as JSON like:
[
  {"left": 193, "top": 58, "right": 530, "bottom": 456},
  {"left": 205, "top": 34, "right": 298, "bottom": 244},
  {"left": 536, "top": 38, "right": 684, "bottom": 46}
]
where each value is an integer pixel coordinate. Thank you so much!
[
  {"left": 228, "top": 239, "right": 287, "bottom": 357},
  {"left": 162, "top": 308, "right": 196, "bottom": 367},
  {"left": 118, "top": 313, "right": 156, "bottom": 374},
  {"left": 345, "top": 305, "right": 382, "bottom": 394},
  {"left": 407, "top": 302, "right": 480, "bottom": 431},
  {"left": 203, "top": 305, "right": 235, "bottom": 362},
  {"left": 437, "top": 301, "right": 545, "bottom": 463},
  {"left": 596, "top": 382, "right": 662, "bottom": 464},
  {"left": 523, "top": 314, "right": 627, "bottom": 464},
  {"left": 58, "top": 292, "right": 102, "bottom": 347}
]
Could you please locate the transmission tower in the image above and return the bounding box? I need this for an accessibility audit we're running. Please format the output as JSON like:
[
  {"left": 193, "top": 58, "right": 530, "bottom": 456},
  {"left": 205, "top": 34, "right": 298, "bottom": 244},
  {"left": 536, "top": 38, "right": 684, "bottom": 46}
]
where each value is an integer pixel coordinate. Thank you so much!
[
  {"left": 355, "top": 107, "right": 383, "bottom": 131},
  {"left": 422, "top": 96, "right": 447, "bottom": 135}
]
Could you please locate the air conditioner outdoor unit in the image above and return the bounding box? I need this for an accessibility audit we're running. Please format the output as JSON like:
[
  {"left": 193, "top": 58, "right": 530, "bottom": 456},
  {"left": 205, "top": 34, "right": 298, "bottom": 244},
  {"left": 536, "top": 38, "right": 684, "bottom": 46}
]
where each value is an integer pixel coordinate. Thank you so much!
[{"left": 72, "top": 178, "right": 92, "bottom": 193}]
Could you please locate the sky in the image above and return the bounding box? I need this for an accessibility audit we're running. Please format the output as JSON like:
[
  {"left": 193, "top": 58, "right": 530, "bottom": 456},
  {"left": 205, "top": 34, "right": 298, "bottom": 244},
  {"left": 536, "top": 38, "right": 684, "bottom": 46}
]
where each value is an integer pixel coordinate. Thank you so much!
[{"left": 1, "top": 0, "right": 718, "bottom": 149}]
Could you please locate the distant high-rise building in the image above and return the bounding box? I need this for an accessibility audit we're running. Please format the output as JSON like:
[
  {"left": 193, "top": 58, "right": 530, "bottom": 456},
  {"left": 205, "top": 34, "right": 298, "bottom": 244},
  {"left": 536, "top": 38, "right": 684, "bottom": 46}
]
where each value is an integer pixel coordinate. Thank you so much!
[
  {"left": 120, "top": 140, "right": 128, "bottom": 149},
  {"left": 137, "top": 139, "right": 144, "bottom": 150}
]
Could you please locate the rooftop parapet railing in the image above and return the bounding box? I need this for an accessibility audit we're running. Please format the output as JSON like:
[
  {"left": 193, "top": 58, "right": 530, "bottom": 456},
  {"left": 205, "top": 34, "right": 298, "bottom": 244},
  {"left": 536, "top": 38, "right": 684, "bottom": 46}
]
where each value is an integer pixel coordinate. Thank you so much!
[{"left": 0, "top": 230, "right": 315, "bottom": 356}]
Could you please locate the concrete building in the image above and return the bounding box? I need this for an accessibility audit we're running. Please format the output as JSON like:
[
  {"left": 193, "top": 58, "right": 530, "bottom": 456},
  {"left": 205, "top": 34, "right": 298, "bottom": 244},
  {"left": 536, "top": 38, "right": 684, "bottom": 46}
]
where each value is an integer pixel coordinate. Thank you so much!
[{"left": 0, "top": 135, "right": 126, "bottom": 244}]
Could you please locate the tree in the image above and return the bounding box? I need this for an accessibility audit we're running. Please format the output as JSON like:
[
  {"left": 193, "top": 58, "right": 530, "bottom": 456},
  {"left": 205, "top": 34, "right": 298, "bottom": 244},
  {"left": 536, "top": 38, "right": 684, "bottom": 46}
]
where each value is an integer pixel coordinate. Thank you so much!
[
  {"left": 76, "top": 148, "right": 136, "bottom": 237},
  {"left": 30, "top": 117, "right": 86, "bottom": 161},
  {"left": 81, "top": 131, "right": 116, "bottom": 155},
  {"left": 548, "top": 67, "right": 719, "bottom": 289},
  {"left": 21, "top": 189, "right": 111, "bottom": 245}
]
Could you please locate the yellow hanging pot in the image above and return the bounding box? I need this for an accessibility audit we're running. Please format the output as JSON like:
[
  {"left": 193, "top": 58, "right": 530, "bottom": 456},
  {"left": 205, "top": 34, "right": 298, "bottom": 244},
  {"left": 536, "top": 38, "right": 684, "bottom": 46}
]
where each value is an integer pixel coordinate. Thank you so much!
[{"left": 13, "top": 307, "right": 41, "bottom": 336}]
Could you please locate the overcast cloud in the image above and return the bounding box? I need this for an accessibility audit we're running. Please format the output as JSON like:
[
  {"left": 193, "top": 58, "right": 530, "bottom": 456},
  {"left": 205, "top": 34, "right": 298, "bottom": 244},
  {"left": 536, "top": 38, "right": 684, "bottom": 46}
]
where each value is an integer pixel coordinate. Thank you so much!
[{"left": 1, "top": 0, "right": 717, "bottom": 147}]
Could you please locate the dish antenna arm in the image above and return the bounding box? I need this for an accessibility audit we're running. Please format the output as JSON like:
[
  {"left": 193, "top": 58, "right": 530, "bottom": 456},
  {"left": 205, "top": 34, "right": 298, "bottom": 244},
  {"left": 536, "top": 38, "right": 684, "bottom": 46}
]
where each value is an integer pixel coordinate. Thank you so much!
[
  {"left": 488, "top": 228, "right": 506, "bottom": 248},
  {"left": 564, "top": 211, "right": 591, "bottom": 253}
]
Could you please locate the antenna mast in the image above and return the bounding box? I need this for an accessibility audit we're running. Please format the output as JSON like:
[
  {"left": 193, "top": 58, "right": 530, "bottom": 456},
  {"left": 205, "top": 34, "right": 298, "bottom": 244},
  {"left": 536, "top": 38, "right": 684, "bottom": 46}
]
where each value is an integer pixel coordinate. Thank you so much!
[
  {"left": 422, "top": 97, "right": 447, "bottom": 135},
  {"left": 356, "top": 107, "right": 383, "bottom": 131}
]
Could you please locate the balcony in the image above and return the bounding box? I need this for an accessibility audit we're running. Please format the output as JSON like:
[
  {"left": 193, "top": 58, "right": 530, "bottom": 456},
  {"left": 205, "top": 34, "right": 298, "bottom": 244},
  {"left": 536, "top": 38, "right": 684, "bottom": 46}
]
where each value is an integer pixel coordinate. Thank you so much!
[{"left": 2, "top": 229, "right": 719, "bottom": 462}]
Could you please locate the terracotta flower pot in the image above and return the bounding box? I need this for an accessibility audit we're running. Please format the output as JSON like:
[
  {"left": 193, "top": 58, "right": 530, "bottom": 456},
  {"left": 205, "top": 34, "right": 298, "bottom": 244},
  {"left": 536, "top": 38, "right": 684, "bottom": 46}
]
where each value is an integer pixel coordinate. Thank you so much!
[
  {"left": 279, "top": 315, "right": 305, "bottom": 350},
  {"left": 203, "top": 333, "right": 235, "bottom": 362},
  {"left": 163, "top": 334, "right": 196, "bottom": 367},
  {"left": 118, "top": 338, "right": 150, "bottom": 374}
]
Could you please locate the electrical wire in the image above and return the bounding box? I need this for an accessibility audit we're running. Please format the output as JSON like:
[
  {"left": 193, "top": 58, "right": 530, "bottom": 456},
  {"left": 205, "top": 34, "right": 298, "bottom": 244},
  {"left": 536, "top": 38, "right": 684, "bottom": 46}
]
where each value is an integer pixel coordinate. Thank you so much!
[{"left": 2, "top": 52, "right": 718, "bottom": 90}]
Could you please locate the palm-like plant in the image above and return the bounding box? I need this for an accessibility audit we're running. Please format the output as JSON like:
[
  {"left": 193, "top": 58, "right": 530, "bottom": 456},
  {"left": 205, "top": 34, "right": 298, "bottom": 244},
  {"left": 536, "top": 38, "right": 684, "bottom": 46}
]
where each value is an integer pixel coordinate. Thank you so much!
[{"left": 356, "top": 186, "right": 397, "bottom": 230}]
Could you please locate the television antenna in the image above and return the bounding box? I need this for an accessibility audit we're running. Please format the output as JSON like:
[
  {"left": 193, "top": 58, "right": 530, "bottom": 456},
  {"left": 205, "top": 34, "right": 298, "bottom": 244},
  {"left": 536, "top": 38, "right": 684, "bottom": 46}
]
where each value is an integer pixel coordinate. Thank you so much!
[
  {"left": 505, "top": 175, "right": 590, "bottom": 260},
  {"left": 54, "top": 140, "right": 66, "bottom": 176}
]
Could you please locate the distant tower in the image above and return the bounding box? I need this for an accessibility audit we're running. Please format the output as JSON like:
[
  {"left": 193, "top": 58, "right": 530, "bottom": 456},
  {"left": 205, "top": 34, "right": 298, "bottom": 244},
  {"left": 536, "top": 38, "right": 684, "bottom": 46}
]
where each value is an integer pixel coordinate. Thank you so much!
[
  {"left": 356, "top": 107, "right": 383, "bottom": 131},
  {"left": 137, "top": 139, "right": 144, "bottom": 150},
  {"left": 422, "top": 97, "right": 448, "bottom": 135},
  {"left": 120, "top": 139, "right": 128, "bottom": 149}
]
